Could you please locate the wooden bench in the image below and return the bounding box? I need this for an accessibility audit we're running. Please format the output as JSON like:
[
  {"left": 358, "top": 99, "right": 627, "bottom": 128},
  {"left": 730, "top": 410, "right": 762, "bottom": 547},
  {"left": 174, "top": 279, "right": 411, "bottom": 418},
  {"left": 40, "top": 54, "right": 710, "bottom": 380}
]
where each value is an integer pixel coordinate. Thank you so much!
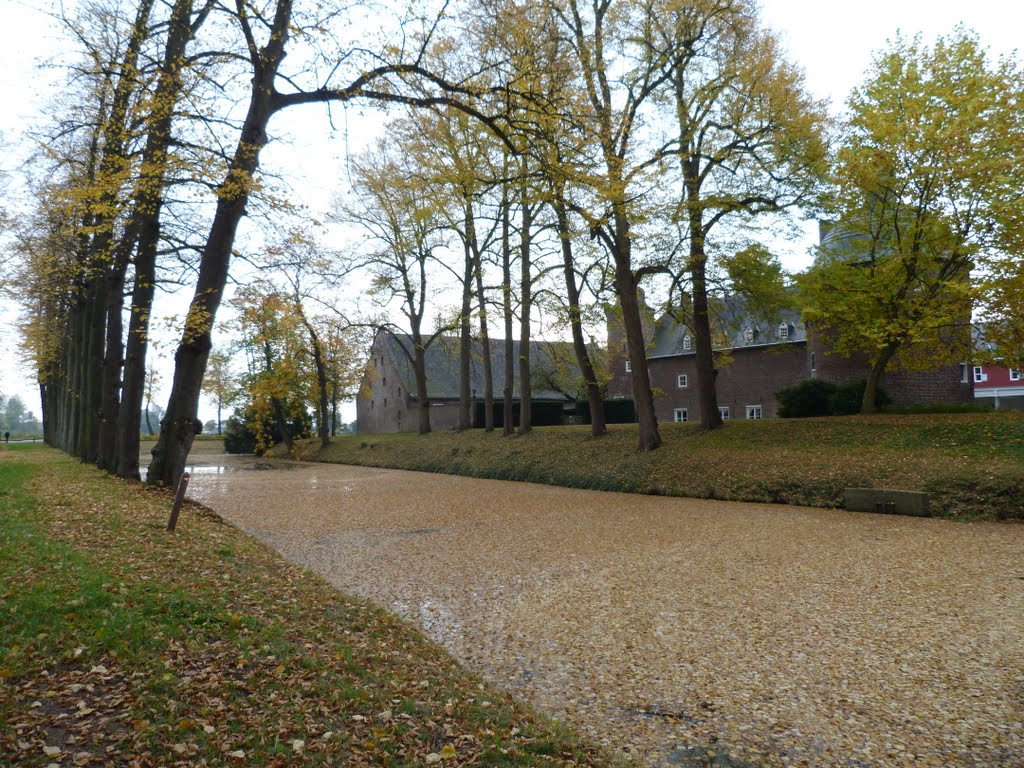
[{"left": 844, "top": 488, "right": 930, "bottom": 517}]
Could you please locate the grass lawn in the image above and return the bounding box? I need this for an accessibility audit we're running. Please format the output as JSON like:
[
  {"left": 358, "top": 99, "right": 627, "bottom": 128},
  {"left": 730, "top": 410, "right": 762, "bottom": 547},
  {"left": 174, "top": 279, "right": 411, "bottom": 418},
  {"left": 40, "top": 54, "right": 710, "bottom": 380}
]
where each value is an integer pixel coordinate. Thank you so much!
[
  {"left": 0, "top": 443, "right": 613, "bottom": 767},
  {"left": 313, "top": 413, "right": 1024, "bottom": 520}
]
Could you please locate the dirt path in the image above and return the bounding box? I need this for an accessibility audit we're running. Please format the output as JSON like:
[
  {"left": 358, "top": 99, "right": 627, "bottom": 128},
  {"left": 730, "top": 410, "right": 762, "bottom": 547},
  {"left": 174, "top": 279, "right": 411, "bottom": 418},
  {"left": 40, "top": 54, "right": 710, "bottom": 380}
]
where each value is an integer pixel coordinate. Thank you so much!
[{"left": 183, "top": 454, "right": 1023, "bottom": 767}]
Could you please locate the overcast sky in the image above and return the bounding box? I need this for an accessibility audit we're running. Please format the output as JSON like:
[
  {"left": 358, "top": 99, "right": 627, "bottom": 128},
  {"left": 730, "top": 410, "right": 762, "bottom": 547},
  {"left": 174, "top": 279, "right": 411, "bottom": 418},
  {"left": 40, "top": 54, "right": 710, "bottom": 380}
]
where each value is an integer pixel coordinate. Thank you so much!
[{"left": 2, "top": 0, "right": 1021, "bottom": 421}]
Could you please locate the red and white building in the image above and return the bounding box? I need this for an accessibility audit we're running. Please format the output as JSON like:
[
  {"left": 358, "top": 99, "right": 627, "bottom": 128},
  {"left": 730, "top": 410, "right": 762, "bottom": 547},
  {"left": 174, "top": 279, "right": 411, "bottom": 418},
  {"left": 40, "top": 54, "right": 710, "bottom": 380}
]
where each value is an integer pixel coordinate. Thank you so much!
[{"left": 972, "top": 363, "right": 1024, "bottom": 410}]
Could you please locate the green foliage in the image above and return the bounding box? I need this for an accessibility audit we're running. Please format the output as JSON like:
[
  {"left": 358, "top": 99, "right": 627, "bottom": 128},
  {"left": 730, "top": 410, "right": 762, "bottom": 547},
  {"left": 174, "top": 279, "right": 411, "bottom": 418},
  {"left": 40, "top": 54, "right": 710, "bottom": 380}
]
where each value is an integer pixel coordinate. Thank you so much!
[
  {"left": 223, "top": 414, "right": 257, "bottom": 454},
  {"left": 776, "top": 379, "right": 890, "bottom": 417},
  {"left": 720, "top": 245, "right": 794, "bottom": 320},
  {"left": 224, "top": 404, "right": 312, "bottom": 454},
  {"left": 802, "top": 28, "right": 1024, "bottom": 398},
  {"left": 776, "top": 379, "right": 836, "bottom": 418},
  {"left": 831, "top": 380, "right": 890, "bottom": 416}
]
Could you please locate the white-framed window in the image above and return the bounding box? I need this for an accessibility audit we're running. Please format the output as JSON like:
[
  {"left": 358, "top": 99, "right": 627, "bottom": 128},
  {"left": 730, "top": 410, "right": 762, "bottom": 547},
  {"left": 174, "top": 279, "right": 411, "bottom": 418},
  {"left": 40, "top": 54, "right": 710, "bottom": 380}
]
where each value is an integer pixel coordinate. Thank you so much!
[
  {"left": 810, "top": 351, "right": 817, "bottom": 379},
  {"left": 778, "top": 322, "right": 790, "bottom": 339},
  {"left": 682, "top": 334, "right": 692, "bottom": 351},
  {"left": 746, "top": 404, "right": 762, "bottom": 420},
  {"left": 744, "top": 327, "right": 757, "bottom": 344},
  {"left": 974, "top": 366, "right": 988, "bottom": 383},
  {"left": 677, "top": 374, "right": 688, "bottom": 388},
  {"left": 719, "top": 407, "right": 730, "bottom": 421},
  {"left": 1011, "top": 368, "right": 1022, "bottom": 382},
  {"left": 625, "top": 360, "right": 632, "bottom": 373},
  {"left": 673, "top": 408, "right": 688, "bottom": 423},
  {"left": 960, "top": 363, "right": 969, "bottom": 383}
]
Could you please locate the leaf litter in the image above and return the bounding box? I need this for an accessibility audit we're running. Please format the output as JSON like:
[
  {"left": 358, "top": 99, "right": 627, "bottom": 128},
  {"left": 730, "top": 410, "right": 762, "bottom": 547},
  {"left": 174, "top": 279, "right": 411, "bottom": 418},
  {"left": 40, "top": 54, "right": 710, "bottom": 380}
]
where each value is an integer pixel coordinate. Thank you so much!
[{"left": 186, "top": 454, "right": 1024, "bottom": 767}]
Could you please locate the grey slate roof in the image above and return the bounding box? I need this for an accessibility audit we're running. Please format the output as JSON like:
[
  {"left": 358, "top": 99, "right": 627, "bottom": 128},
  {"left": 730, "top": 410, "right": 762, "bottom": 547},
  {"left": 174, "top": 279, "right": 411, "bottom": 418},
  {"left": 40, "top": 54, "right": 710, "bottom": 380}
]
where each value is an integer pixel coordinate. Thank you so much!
[
  {"left": 648, "top": 296, "right": 805, "bottom": 359},
  {"left": 377, "top": 332, "right": 578, "bottom": 401}
]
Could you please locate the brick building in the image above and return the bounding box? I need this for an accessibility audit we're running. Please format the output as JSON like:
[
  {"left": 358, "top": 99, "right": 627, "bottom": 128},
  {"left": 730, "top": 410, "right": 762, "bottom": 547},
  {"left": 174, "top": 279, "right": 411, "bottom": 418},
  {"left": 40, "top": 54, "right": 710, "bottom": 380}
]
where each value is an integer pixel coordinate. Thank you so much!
[
  {"left": 606, "top": 296, "right": 973, "bottom": 422},
  {"left": 357, "top": 331, "right": 577, "bottom": 433}
]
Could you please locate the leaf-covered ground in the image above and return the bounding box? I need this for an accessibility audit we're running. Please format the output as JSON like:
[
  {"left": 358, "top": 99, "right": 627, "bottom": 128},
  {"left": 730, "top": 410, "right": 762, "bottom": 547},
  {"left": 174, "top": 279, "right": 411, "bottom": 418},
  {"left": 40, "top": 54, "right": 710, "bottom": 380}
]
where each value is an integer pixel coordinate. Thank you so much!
[
  {"left": 184, "top": 453, "right": 1024, "bottom": 768},
  {"left": 314, "top": 413, "right": 1024, "bottom": 519},
  {"left": 0, "top": 444, "right": 617, "bottom": 767}
]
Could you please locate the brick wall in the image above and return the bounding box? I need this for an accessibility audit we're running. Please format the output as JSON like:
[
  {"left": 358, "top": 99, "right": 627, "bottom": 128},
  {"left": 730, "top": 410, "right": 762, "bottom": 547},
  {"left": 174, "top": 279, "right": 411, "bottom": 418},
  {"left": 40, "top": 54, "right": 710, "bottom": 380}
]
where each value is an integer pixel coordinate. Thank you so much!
[
  {"left": 809, "top": 329, "right": 972, "bottom": 405},
  {"left": 650, "top": 342, "right": 810, "bottom": 422},
  {"left": 356, "top": 338, "right": 414, "bottom": 433}
]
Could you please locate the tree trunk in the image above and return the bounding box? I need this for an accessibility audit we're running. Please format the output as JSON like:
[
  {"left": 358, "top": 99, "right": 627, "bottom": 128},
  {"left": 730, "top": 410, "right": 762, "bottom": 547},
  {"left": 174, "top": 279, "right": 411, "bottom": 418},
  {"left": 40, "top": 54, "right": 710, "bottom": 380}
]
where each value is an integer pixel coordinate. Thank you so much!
[
  {"left": 862, "top": 342, "right": 899, "bottom": 414},
  {"left": 77, "top": 275, "right": 107, "bottom": 463},
  {"left": 555, "top": 197, "right": 605, "bottom": 436},
  {"left": 686, "top": 170, "right": 722, "bottom": 431},
  {"left": 147, "top": 0, "right": 291, "bottom": 488},
  {"left": 518, "top": 194, "right": 533, "bottom": 435},
  {"left": 117, "top": 226, "right": 157, "bottom": 479},
  {"left": 93, "top": 0, "right": 156, "bottom": 472},
  {"left": 457, "top": 239, "right": 474, "bottom": 431},
  {"left": 613, "top": 232, "right": 661, "bottom": 451},
  {"left": 117, "top": 0, "right": 198, "bottom": 480},
  {"left": 299, "top": 312, "right": 330, "bottom": 448},
  {"left": 413, "top": 336, "right": 431, "bottom": 434},
  {"left": 501, "top": 176, "right": 515, "bottom": 436},
  {"left": 145, "top": 395, "right": 154, "bottom": 435},
  {"left": 270, "top": 395, "right": 293, "bottom": 453},
  {"left": 97, "top": 247, "right": 131, "bottom": 471},
  {"left": 466, "top": 199, "right": 493, "bottom": 432}
]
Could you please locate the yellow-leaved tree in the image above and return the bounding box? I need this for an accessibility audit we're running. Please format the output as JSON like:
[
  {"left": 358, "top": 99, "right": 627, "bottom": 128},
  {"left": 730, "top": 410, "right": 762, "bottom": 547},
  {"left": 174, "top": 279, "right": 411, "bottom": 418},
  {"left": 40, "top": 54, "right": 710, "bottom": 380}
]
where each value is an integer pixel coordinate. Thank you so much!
[{"left": 800, "top": 28, "right": 1024, "bottom": 413}]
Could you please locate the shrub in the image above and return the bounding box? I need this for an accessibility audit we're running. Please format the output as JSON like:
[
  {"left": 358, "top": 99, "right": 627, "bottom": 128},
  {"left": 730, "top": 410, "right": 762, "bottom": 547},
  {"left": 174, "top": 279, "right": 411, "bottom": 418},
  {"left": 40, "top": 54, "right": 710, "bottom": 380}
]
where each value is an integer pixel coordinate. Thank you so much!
[
  {"left": 776, "top": 379, "right": 837, "bottom": 418},
  {"left": 223, "top": 415, "right": 257, "bottom": 454},
  {"left": 223, "top": 405, "right": 313, "bottom": 454},
  {"left": 777, "top": 379, "right": 891, "bottom": 417},
  {"left": 832, "top": 380, "right": 890, "bottom": 415}
]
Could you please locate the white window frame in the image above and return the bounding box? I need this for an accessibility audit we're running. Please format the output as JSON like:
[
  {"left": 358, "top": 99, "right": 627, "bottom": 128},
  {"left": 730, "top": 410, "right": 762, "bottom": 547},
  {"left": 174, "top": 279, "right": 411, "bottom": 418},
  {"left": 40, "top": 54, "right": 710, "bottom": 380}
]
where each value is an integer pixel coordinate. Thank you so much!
[
  {"left": 959, "top": 363, "right": 969, "bottom": 383},
  {"left": 744, "top": 327, "right": 755, "bottom": 344},
  {"left": 1011, "top": 368, "right": 1022, "bottom": 382},
  {"left": 778, "top": 322, "right": 790, "bottom": 339},
  {"left": 673, "top": 408, "right": 688, "bottom": 423},
  {"left": 719, "top": 407, "right": 730, "bottom": 421},
  {"left": 682, "top": 334, "right": 692, "bottom": 351},
  {"left": 677, "top": 373, "right": 688, "bottom": 388},
  {"left": 974, "top": 366, "right": 988, "bottom": 383},
  {"left": 625, "top": 360, "right": 632, "bottom": 373},
  {"left": 746, "top": 404, "right": 762, "bottom": 420}
]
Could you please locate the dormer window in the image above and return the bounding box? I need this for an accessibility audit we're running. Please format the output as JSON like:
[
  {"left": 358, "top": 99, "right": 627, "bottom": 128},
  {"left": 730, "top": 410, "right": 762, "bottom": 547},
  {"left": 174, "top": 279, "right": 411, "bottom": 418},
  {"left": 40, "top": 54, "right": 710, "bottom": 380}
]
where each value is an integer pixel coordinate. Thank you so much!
[
  {"left": 778, "top": 323, "right": 790, "bottom": 339},
  {"left": 682, "top": 334, "right": 692, "bottom": 351},
  {"left": 744, "top": 327, "right": 756, "bottom": 344}
]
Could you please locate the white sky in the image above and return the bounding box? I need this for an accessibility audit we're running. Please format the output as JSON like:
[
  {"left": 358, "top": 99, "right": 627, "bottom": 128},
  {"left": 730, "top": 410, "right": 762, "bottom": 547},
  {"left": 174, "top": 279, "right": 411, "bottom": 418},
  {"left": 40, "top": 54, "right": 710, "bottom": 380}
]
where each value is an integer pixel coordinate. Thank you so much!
[{"left": 1, "top": 0, "right": 1022, "bottom": 423}]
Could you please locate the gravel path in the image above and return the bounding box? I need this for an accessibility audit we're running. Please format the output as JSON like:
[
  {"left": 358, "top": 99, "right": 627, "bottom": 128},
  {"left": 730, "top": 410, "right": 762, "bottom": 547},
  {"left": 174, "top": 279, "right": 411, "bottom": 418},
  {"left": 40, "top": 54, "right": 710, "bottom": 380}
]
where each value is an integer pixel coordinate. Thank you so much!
[{"left": 184, "top": 454, "right": 1024, "bottom": 767}]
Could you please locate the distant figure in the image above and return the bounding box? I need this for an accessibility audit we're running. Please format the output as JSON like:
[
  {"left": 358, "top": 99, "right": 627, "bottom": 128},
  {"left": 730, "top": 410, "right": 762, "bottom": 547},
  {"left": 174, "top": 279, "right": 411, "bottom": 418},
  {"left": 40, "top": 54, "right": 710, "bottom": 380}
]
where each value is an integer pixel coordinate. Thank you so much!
[{"left": 3, "top": 431, "right": 8, "bottom": 443}]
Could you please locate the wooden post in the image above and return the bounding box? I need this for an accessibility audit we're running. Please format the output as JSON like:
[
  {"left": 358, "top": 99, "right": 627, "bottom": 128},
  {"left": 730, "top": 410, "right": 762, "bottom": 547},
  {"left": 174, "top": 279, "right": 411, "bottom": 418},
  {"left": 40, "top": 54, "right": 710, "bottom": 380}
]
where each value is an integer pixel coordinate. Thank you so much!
[{"left": 166, "top": 472, "right": 190, "bottom": 532}]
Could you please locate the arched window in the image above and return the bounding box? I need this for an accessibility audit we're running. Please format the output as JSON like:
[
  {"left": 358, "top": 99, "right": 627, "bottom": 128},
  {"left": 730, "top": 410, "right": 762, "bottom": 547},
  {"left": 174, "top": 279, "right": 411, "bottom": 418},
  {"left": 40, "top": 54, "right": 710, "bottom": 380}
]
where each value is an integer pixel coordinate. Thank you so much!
[
  {"left": 682, "top": 334, "right": 692, "bottom": 351},
  {"left": 778, "top": 323, "right": 790, "bottom": 339}
]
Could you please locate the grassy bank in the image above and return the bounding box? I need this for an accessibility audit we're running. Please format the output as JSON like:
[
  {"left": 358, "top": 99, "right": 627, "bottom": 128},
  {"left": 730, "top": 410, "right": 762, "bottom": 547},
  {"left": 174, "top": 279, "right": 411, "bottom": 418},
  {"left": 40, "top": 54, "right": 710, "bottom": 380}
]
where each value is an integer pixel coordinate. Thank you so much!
[
  {"left": 0, "top": 444, "right": 612, "bottom": 767},
  {"left": 314, "top": 413, "right": 1024, "bottom": 520}
]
